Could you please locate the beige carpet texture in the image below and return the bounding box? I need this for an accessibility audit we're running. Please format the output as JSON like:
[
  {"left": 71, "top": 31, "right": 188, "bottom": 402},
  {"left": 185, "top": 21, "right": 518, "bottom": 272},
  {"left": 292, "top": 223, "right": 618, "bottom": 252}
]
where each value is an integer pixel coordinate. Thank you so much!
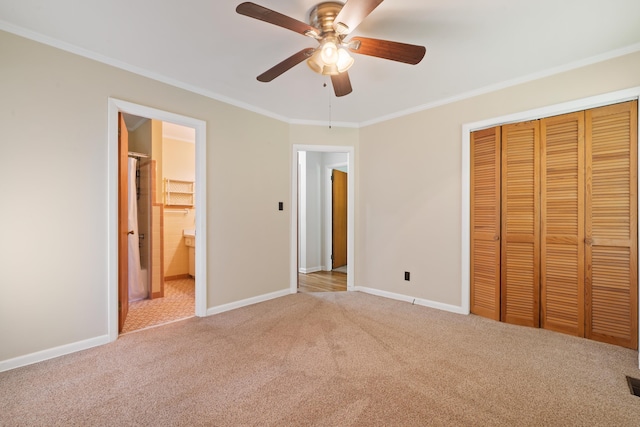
[{"left": 2, "top": 292, "right": 640, "bottom": 426}]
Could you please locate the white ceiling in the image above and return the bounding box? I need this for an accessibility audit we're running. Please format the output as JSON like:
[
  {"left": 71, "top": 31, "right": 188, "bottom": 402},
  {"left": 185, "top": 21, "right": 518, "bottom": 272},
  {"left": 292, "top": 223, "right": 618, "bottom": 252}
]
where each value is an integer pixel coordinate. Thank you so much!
[{"left": 2, "top": 0, "right": 640, "bottom": 126}]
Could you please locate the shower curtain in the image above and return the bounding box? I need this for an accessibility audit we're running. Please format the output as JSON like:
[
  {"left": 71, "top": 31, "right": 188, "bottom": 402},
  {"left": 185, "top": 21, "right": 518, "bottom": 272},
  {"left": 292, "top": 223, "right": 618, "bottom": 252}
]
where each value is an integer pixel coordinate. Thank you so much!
[{"left": 128, "top": 158, "right": 147, "bottom": 301}]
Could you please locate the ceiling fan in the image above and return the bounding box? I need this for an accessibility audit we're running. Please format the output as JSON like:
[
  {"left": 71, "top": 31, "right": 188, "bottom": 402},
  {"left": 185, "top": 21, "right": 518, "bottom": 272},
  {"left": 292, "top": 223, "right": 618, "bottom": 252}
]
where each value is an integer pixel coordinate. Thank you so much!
[{"left": 236, "top": 0, "right": 426, "bottom": 97}]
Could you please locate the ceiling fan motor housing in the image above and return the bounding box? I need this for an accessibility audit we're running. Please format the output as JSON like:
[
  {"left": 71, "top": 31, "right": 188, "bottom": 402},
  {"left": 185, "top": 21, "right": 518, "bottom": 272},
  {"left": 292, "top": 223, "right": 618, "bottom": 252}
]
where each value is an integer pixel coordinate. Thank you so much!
[{"left": 309, "top": 2, "right": 345, "bottom": 36}]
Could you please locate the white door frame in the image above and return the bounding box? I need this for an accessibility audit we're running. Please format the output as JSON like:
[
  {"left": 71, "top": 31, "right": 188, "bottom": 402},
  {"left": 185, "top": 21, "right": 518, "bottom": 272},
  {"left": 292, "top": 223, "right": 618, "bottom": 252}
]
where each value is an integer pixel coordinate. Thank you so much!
[
  {"left": 460, "top": 87, "right": 640, "bottom": 366},
  {"left": 291, "top": 145, "right": 355, "bottom": 292},
  {"left": 107, "top": 98, "right": 208, "bottom": 342}
]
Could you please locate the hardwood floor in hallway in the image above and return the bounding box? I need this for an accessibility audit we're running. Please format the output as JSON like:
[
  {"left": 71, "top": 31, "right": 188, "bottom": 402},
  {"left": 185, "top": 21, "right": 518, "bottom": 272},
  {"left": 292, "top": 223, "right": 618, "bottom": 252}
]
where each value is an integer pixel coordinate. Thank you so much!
[{"left": 298, "top": 271, "right": 347, "bottom": 293}]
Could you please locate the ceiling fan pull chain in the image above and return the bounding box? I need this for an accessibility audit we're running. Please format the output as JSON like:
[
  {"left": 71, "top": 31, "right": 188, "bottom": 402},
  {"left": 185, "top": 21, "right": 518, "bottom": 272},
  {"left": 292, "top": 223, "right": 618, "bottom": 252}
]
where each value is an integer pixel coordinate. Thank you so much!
[{"left": 328, "top": 79, "right": 332, "bottom": 129}]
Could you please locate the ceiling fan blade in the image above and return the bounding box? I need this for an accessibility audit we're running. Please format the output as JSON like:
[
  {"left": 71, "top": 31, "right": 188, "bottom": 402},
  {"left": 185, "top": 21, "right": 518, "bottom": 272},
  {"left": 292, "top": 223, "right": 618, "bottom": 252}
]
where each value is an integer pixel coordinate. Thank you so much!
[
  {"left": 333, "top": 0, "right": 384, "bottom": 34},
  {"left": 331, "top": 72, "right": 353, "bottom": 97},
  {"left": 348, "top": 37, "right": 426, "bottom": 65},
  {"left": 257, "top": 48, "right": 316, "bottom": 82},
  {"left": 236, "top": 2, "right": 321, "bottom": 37}
]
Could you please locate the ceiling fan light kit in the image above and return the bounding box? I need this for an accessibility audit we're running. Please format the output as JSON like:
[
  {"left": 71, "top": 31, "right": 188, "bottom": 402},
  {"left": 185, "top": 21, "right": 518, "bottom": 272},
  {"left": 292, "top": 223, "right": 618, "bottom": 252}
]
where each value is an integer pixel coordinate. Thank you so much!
[
  {"left": 307, "top": 38, "right": 355, "bottom": 75},
  {"left": 236, "top": 0, "right": 426, "bottom": 97}
]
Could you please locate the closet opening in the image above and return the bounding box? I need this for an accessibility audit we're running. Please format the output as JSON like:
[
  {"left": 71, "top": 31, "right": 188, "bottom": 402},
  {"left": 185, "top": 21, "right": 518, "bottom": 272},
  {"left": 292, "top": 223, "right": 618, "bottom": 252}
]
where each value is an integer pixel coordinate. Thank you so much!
[{"left": 470, "top": 100, "right": 638, "bottom": 350}]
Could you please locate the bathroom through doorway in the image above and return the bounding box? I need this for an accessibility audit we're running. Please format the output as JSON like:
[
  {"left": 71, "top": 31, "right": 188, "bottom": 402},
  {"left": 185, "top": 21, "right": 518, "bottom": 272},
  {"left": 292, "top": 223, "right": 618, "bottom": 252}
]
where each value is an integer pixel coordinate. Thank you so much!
[
  {"left": 109, "top": 99, "right": 207, "bottom": 341},
  {"left": 120, "top": 115, "right": 198, "bottom": 334}
]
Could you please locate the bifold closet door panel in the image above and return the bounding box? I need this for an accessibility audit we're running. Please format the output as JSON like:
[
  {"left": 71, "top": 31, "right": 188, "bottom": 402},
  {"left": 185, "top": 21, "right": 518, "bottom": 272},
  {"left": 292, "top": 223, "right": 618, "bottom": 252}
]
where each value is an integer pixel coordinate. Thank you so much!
[
  {"left": 540, "top": 112, "right": 585, "bottom": 336},
  {"left": 585, "top": 100, "right": 638, "bottom": 350},
  {"left": 470, "top": 127, "right": 501, "bottom": 320},
  {"left": 501, "top": 121, "right": 540, "bottom": 327}
]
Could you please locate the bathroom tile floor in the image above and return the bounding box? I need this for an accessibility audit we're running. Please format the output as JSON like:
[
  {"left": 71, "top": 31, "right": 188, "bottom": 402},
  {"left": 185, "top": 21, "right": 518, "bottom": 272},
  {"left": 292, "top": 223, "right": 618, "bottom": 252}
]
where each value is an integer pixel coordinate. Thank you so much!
[{"left": 121, "top": 278, "right": 195, "bottom": 334}]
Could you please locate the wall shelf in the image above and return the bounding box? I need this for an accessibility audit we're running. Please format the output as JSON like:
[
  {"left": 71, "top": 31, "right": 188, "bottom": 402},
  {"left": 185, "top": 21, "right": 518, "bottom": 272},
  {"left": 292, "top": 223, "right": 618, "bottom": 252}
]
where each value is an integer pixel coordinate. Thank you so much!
[{"left": 164, "top": 179, "right": 194, "bottom": 207}]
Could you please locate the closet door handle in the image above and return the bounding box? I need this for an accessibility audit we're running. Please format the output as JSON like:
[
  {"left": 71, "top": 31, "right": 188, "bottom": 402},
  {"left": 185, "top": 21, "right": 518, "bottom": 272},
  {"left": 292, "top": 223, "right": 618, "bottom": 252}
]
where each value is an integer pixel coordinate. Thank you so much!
[
  {"left": 585, "top": 237, "right": 593, "bottom": 246},
  {"left": 128, "top": 230, "right": 134, "bottom": 235},
  {"left": 493, "top": 235, "right": 500, "bottom": 241}
]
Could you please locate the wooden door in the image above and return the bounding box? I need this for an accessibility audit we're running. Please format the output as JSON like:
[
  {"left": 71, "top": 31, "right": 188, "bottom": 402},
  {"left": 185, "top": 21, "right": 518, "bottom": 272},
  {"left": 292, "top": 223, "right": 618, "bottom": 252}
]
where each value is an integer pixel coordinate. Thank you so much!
[
  {"left": 540, "top": 112, "right": 585, "bottom": 336},
  {"left": 501, "top": 121, "right": 540, "bottom": 327},
  {"left": 332, "top": 169, "right": 348, "bottom": 269},
  {"left": 470, "top": 127, "right": 501, "bottom": 320},
  {"left": 585, "top": 101, "right": 638, "bottom": 349},
  {"left": 118, "top": 113, "right": 129, "bottom": 333}
]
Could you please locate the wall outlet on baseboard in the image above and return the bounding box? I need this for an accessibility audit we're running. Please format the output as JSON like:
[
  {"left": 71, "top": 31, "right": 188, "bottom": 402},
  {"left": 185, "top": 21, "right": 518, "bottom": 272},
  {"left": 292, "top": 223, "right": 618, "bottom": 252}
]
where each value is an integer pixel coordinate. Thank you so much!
[{"left": 404, "top": 271, "right": 410, "bottom": 281}]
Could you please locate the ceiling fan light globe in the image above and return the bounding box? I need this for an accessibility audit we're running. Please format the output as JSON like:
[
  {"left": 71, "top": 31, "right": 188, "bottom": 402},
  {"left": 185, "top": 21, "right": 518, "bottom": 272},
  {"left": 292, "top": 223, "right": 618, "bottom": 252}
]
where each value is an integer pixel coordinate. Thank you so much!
[
  {"left": 307, "top": 59, "right": 322, "bottom": 74},
  {"left": 322, "top": 64, "right": 339, "bottom": 76},
  {"left": 320, "top": 41, "right": 339, "bottom": 65},
  {"left": 336, "top": 48, "right": 354, "bottom": 73},
  {"left": 306, "top": 50, "right": 324, "bottom": 74}
]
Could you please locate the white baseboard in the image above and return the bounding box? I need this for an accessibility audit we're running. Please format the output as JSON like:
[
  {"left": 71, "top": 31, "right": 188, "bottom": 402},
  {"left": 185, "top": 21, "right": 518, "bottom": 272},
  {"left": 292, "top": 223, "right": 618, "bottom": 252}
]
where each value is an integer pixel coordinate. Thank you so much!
[
  {"left": 354, "top": 286, "right": 468, "bottom": 315},
  {"left": 206, "top": 288, "right": 292, "bottom": 316},
  {"left": 298, "top": 266, "right": 323, "bottom": 274},
  {"left": 0, "top": 334, "right": 111, "bottom": 373}
]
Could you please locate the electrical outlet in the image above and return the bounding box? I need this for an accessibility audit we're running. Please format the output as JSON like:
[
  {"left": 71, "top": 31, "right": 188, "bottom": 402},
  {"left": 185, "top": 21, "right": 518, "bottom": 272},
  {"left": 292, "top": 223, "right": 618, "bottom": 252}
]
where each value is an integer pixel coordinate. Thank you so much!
[{"left": 404, "top": 271, "right": 410, "bottom": 281}]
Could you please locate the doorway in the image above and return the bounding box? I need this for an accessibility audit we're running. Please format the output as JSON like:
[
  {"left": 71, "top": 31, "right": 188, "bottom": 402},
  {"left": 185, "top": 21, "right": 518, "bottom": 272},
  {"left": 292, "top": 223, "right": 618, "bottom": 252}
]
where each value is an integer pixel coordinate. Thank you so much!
[
  {"left": 119, "top": 114, "right": 199, "bottom": 334},
  {"left": 292, "top": 146, "right": 355, "bottom": 293},
  {"left": 108, "top": 99, "right": 207, "bottom": 342}
]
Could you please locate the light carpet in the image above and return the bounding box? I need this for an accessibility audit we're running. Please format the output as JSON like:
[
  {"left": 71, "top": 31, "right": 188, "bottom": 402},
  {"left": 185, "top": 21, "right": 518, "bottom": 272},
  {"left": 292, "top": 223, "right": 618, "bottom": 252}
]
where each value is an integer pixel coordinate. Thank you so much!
[{"left": 1, "top": 291, "right": 639, "bottom": 426}]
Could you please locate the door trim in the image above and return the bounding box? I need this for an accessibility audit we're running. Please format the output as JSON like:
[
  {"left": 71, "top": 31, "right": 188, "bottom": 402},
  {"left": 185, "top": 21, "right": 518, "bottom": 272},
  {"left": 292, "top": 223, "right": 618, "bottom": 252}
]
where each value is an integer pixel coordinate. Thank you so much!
[
  {"left": 461, "top": 87, "right": 640, "bottom": 366},
  {"left": 291, "top": 145, "right": 355, "bottom": 292},
  {"left": 108, "top": 98, "right": 208, "bottom": 342}
]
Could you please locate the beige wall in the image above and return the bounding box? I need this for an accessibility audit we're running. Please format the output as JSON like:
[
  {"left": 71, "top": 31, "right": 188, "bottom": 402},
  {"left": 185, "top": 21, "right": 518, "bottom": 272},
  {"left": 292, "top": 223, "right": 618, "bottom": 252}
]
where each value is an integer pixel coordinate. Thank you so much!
[
  {"left": 163, "top": 136, "right": 195, "bottom": 182},
  {"left": 357, "top": 51, "right": 640, "bottom": 307},
  {"left": 0, "top": 30, "right": 290, "bottom": 362},
  {"left": 1, "top": 27, "right": 639, "bottom": 367},
  {"left": 289, "top": 124, "right": 359, "bottom": 147}
]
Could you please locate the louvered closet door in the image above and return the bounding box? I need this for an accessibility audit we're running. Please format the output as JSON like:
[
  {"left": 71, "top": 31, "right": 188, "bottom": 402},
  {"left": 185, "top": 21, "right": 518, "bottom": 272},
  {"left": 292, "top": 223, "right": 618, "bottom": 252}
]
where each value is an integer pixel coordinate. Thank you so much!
[
  {"left": 540, "top": 112, "right": 585, "bottom": 336},
  {"left": 501, "top": 122, "right": 540, "bottom": 327},
  {"left": 585, "top": 101, "right": 638, "bottom": 350},
  {"left": 471, "top": 127, "right": 501, "bottom": 320}
]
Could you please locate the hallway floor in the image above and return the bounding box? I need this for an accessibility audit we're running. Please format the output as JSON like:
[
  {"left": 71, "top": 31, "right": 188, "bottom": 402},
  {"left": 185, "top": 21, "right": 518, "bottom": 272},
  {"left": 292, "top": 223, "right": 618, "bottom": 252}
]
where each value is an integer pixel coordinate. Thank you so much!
[
  {"left": 121, "top": 278, "right": 195, "bottom": 334},
  {"left": 298, "top": 271, "right": 347, "bottom": 293}
]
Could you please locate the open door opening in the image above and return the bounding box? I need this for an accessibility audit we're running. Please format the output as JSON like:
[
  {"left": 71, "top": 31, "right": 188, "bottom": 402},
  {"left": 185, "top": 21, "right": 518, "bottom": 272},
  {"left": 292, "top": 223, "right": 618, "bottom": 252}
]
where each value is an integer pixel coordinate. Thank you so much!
[
  {"left": 119, "top": 114, "right": 199, "bottom": 334},
  {"left": 295, "top": 149, "right": 352, "bottom": 293},
  {"left": 109, "top": 99, "right": 207, "bottom": 342}
]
